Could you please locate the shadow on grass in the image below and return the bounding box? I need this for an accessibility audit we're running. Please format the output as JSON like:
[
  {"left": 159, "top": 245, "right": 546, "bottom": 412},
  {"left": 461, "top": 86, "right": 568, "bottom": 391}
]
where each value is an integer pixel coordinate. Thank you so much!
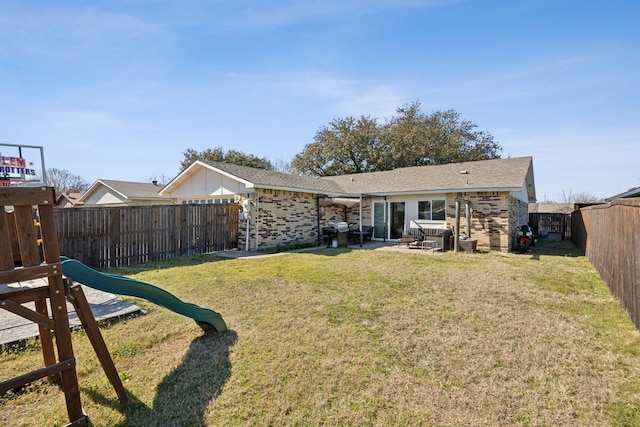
[
  {"left": 526, "top": 238, "right": 584, "bottom": 259},
  {"left": 108, "top": 254, "right": 233, "bottom": 276},
  {"left": 84, "top": 330, "right": 237, "bottom": 427}
]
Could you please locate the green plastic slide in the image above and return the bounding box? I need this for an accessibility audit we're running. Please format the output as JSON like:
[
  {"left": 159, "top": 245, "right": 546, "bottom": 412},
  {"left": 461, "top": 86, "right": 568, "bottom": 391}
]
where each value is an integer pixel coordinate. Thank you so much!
[{"left": 60, "top": 257, "right": 227, "bottom": 333}]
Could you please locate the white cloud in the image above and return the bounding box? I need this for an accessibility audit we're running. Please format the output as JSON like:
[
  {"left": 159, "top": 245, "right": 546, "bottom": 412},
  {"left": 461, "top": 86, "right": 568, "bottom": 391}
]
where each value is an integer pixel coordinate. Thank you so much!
[
  {"left": 0, "top": 3, "right": 159, "bottom": 59},
  {"left": 281, "top": 72, "right": 404, "bottom": 117}
]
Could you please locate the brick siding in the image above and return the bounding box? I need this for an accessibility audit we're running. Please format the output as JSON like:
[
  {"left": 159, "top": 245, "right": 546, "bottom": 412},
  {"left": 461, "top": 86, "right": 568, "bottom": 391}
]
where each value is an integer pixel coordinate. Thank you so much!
[
  {"left": 240, "top": 189, "right": 525, "bottom": 252},
  {"left": 447, "top": 192, "right": 527, "bottom": 252}
]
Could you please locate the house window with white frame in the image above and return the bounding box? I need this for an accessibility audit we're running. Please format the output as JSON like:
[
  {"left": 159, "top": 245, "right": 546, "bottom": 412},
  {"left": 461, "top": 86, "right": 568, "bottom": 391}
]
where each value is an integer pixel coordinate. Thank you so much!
[{"left": 418, "top": 199, "right": 446, "bottom": 221}]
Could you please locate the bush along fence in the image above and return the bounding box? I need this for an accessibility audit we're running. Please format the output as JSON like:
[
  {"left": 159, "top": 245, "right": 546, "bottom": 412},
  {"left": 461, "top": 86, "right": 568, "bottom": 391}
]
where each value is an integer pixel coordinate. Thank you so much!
[
  {"left": 574, "top": 198, "right": 640, "bottom": 329},
  {"left": 54, "top": 203, "right": 239, "bottom": 269}
]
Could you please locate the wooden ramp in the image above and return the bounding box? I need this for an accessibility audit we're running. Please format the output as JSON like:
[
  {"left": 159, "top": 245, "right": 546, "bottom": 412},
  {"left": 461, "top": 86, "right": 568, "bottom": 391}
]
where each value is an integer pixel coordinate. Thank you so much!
[{"left": 0, "top": 187, "right": 127, "bottom": 426}]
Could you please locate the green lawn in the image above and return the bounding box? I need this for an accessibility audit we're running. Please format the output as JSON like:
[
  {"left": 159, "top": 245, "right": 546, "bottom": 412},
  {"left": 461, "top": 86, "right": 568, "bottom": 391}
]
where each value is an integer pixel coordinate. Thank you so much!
[{"left": 2, "top": 240, "right": 640, "bottom": 426}]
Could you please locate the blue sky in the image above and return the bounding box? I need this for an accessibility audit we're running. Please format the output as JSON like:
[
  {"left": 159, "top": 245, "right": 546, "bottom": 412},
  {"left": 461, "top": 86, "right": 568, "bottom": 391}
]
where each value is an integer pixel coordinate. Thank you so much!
[{"left": 1, "top": 0, "right": 638, "bottom": 201}]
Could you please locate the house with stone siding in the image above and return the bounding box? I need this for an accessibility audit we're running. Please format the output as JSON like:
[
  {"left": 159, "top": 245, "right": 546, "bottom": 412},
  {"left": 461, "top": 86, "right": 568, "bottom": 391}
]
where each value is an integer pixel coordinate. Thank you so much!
[{"left": 159, "top": 156, "right": 536, "bottom": 252}]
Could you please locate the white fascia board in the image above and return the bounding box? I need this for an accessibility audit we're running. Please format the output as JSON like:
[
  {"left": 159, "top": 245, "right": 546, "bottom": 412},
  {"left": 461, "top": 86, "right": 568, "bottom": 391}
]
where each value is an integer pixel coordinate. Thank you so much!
[
  {"left": 159, "top": 163, "right": 199, "bottom": 195},
  {"left": 347, "top": 187, "right": 522, "bottom": 198},
  {"left": 160, "top": 161, "right": 255, "bottom": 195},
  {"left": 77, "top": 181, "right": 102, "bottom": 203}
]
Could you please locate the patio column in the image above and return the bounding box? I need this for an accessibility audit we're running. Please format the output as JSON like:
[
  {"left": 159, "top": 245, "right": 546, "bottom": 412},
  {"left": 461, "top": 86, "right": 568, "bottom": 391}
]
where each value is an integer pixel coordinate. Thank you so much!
[{"left": 359, "top": 193, "right": 363, "bottom": 247}]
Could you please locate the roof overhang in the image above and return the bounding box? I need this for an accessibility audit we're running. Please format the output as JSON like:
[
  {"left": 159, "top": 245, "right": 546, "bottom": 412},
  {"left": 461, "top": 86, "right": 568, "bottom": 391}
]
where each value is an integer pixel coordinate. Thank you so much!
[
  {"left": 319, "top": 197, "right": 361, "bottom": 207},
  {"left": 335, "top": 187, "right": 524, "bottom": 198}
]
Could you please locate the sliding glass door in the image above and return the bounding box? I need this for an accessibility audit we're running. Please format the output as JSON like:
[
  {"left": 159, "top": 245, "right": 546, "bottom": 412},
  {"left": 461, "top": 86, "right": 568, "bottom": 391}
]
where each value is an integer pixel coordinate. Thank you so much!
[
  {"left": 373, "top": 202, "right": 386, "bottom": 239},
  {"left": 389, "top": 202, "right": 405, "bottom": 239},
  {"left": 373, "top": 201, "right": 405, "bottom": 240}
]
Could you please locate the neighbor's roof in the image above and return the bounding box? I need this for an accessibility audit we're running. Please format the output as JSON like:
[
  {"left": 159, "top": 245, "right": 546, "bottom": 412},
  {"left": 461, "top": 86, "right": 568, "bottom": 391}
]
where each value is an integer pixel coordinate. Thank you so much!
[
  {"left": 78, "top": 179, "right": 170, "bottom": 203},
  {"left": 528, "top": 203, "right": 574, "bottom": 214},
  {"left": 605, "top": 186, "right": 640, "bottom": 202},
  {"left": 323, "top": 156, "right": 536, "bottom": 200},
  {"left": 55, "top": 192, "right": 82, "bottom": 206}
]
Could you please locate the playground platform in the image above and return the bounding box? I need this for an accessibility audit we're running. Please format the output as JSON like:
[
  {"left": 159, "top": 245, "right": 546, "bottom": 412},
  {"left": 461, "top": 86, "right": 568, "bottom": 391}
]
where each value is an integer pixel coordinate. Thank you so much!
[{"left": 0, "top": 285, "right": 142, "bottom": 346}]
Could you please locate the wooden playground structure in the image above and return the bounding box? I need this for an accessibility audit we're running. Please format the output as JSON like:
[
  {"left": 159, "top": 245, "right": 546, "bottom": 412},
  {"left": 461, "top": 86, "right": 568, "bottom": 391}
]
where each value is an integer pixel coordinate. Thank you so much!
[{"left": 0, "top": 187, "right": 127, "bottom": 426}]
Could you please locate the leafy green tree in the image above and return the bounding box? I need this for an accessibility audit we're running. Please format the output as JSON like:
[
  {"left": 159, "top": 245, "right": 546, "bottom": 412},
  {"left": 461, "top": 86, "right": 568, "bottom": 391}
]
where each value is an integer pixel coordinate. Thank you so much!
[
  {"left": 180, "top": 147, "right": 272, "bottom": 172},
  {"left": 292, "top": 101, "right": 502, "bottom": 176},
  {"left": 291, "top": 115, "right": 380, "bottom": 176},
  {"left": 376, "top": 101, "right": 432, "bottom": 170},
  {"left": 223, "top": 150, "right": 273, "bottom": 170}
]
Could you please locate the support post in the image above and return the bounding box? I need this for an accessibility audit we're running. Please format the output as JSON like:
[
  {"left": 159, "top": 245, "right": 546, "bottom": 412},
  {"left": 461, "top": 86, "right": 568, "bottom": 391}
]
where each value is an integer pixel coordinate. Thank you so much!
[
  {"left": 359, "top": 194, "right": 363, "bottom": 247},
  {"left": 466, "top": 201, "right": 471, "bottom": 238},
  {"left": 454, "top": 199, "right": 461, "bottom": 252}
]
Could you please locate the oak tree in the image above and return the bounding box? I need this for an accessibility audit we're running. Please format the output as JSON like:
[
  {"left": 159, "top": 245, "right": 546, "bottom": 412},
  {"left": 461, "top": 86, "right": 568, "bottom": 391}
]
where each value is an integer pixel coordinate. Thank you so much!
[
  {"left": 292, "top": 101, "right": 502, "bottom": 176},
  {"left": 180, "top": 147, "right": 272, "bottom": 172}
]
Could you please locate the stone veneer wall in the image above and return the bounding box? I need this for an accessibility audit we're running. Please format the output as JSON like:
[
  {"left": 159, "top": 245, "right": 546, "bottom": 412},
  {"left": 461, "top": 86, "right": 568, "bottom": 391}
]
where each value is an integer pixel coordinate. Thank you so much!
[{"left": 445, "top": 191, "right": 526, "bottom": 252}]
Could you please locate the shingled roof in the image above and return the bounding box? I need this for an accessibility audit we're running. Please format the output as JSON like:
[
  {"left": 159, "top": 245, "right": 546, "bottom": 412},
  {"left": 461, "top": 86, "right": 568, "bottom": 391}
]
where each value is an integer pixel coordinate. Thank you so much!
[
  {"left": 163, "top": 157, "right": 535, "bottom": 201},
  {"left": 323, "top": 157, "right": 535, "bottom": 199},
  {"left": 194, "top": 161, "right": 344, "bottom": 194},
  {"left": 79, "top": 179, "right": 171, "bottom": 204}
]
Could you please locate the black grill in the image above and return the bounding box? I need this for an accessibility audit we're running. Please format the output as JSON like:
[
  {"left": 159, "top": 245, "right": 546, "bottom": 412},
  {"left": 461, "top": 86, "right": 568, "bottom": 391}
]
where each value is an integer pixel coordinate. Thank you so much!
[{"left": 322, "top": 221, "right": 349, "bottom": 247}]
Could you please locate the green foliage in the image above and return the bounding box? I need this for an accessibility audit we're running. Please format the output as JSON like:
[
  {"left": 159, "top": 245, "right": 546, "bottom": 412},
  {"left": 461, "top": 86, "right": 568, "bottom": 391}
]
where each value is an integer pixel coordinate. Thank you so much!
[
  {"left": 292, "top": 100, "right": 502, "bottom": 176},
  {"left": 180, "top": 147, "right": 273, "bottom": 172},
  {"left": 291, "top": 115, "right": 380, "bottom": 176}
]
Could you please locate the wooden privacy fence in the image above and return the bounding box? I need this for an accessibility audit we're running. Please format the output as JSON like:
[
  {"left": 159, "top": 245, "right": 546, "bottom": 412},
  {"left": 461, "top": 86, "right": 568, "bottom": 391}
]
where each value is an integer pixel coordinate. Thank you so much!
[
  {"left": 575, "top": 198, "right": 640, "bottom": 329},
  {"left": 55, "top": 204, "right": 239, "bottom": 269}
]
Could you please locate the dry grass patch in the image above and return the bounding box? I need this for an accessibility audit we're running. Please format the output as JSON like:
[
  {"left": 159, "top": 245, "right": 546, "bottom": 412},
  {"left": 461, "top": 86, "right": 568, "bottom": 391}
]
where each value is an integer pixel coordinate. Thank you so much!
[{"left": 2, "top": 241, "right": 640, "bottom": 426}]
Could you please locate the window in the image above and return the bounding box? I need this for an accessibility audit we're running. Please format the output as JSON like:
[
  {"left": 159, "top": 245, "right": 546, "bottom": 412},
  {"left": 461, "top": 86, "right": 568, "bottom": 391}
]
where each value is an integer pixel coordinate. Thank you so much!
[
  {"left": 418, "top": 199, "right": 446, "bottom": 220},
  {"left": 432, "top": 199, "right": 445, "bottom": 220},
  {"left": 418, "top": 201, "right": 431, "bottom": 220}
]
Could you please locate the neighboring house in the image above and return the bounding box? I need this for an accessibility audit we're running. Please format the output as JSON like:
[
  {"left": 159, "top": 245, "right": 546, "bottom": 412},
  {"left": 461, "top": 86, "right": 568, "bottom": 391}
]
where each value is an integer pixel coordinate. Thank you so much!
[
  {"left": 528, "top": 203, "right": 574, "bottom": 215},
  {"left": 605, "top": 187, "right": 640, "bottom": 202},
  {"left": 528, "top": 203, "right": 575, "bottom": 240},
  {"left": 160, "top": 157, "right": 536, "bottom": 252},
  {"left": 56, "top": 192, "right": 82, "bottom": 208},
  {"left": 78, "top": 179, "right": 171, "bottom": 207}
]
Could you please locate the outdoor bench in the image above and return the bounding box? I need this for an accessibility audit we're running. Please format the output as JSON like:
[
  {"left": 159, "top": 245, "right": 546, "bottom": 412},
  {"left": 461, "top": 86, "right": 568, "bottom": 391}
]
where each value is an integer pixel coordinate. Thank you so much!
[{"left": 407, "top": 228, "right": 453, "bottom": 252}]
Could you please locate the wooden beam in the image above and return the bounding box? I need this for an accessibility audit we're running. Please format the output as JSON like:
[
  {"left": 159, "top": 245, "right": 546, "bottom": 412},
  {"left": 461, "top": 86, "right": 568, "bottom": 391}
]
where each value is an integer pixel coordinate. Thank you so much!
[{"left": 0, "top": 358, "right": 75, "bottom": 394}]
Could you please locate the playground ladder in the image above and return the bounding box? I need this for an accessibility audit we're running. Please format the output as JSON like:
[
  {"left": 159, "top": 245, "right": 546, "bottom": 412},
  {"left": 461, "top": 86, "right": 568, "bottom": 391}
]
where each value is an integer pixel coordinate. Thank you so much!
[{"left": 0, "top": 187, "right": 127, "bottom": 426}]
